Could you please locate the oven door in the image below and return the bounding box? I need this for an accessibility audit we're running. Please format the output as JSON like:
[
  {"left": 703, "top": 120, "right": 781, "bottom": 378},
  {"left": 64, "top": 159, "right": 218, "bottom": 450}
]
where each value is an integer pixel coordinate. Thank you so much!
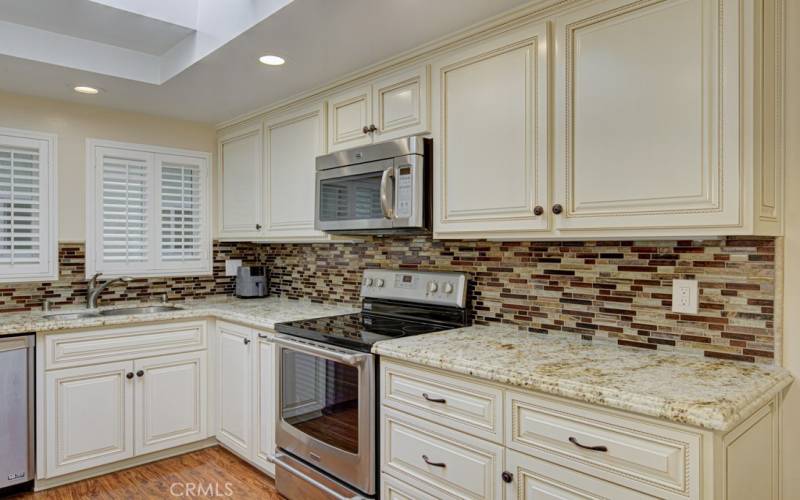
[
  {"left": 316, "top": 155, "right": 423, "bottom": 233},
  {"left": 274, "top": 335, "right": 375, "bottom": 495}
]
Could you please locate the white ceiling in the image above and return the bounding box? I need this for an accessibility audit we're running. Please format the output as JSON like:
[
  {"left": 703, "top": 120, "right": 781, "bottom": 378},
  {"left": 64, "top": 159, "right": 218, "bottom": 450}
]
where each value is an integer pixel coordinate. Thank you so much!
[
  {"left": 0, "top": 0, "right": 195, "bottom": 55},
  {"left": 0, "top": 0, "right": 534, "bottom": 124}
]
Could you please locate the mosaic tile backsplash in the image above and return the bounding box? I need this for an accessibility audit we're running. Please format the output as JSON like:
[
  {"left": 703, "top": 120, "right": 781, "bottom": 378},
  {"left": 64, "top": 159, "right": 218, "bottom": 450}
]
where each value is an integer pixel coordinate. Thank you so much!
[
  {"left": 0, "top": 236, "right": 777, "bottom": 364},
  {"left": 262, "top": 236, "right": 777, "bottom": 364},
  {"left": 0, "top": 241, "right": 262, "bottom": 313}
]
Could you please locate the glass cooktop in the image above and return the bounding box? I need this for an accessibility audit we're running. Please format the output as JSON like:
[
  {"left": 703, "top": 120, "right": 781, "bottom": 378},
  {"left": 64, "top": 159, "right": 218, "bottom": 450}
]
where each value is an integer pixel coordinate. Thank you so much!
[{"left": 275, "top": 312, "right": 457, "bottom": 353}]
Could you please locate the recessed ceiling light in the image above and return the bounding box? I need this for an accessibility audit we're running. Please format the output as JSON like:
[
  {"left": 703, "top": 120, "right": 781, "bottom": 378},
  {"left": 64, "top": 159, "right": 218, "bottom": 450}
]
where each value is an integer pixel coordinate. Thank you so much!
[
  {"left": 259, "top": 55, "right": 285, "bottom": 66},
  {"left": 74, "top": 86, "right": 100, "bottom": 95}
]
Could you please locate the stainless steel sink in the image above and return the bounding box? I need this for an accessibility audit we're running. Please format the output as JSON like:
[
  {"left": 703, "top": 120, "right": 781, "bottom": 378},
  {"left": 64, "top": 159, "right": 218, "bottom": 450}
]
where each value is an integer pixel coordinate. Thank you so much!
[
  {"left": 43, "top": 311, "right": 100, "bottom": 320},
  {"left": 98, "top": 305, "right": 182, "bottom": 317},
  {"left": 43, "top": 305, "right": 182, "bottom": 320}
]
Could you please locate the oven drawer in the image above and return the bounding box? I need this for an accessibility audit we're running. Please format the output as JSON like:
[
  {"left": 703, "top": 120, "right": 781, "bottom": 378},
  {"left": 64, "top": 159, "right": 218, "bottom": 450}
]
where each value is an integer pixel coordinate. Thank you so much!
[
  {"left": 381, "top": 360, "right": 503, "bottom": 443},
  {"left": 382, "top": 407, "right": 504, "bottom": 500},
  {"left": 44, "top": 320, "right": 207, "bottom": 369},
  {"left": 506, "top": 390, "right": 700, "bottom": 498}
]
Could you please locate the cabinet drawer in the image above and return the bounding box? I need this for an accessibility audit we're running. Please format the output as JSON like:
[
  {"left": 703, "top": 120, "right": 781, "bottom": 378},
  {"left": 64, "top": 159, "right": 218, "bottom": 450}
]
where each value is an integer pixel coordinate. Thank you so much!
[
  {"left": 506, "top": 449, "right": 652, "bottom": 500},
  {"left": 506, "top": 390, "right": 700, "bottom": 499},
  {"left": 381, "top": 361, "right": 503, "bottom": 443},
  {"left": 382, "top": 407, "right": 504, "bottom": 500},
  {"left": 45, "top": 320, "right": 207, "bottom": 369},
  {"left": 382, "top": 473, "right": 442, "bottom": 500}
]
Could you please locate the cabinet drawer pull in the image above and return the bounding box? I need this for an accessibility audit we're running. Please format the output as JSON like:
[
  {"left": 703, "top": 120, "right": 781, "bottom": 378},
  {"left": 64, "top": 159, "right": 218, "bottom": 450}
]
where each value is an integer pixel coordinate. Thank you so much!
[
  {"left": 258, "top": 333, "right": 270, "bottom": 339},
  {"left": 421, "top": 455, "right": 446, "bottom": 468},
  {"left": 422, "top": 392, "right": 446, "bottom": 404},
  {"left": 569, "top": 436, "right": 608, "bottom": 452}
]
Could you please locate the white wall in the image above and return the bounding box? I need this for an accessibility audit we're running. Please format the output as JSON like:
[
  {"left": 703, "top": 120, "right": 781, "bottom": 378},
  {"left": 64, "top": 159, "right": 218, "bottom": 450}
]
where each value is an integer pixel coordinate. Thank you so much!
[
  {"left": 782, "top": 1, "right": 800, "bottom": 498},
  {"left": 0, "top": 91, "right": 216, "bottom": 242}
]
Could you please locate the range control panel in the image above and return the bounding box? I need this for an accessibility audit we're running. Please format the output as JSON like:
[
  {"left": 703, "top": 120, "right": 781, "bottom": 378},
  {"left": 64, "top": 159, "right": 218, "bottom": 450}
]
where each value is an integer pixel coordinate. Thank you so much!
[{"left": 361, "top": 269, "right": 467, "bottom": 308}]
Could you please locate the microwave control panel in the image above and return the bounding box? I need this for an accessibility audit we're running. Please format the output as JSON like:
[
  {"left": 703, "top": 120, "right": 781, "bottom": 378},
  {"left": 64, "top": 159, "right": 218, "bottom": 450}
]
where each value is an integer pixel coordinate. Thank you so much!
[{"left": 395, "top": 166, "right": 413, "bottom": 218}]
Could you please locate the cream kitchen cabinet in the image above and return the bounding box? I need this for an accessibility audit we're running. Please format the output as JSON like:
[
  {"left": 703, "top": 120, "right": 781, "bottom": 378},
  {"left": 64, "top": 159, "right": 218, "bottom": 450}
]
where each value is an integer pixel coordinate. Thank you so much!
[
  {"left": 431, "top": 22, "right": 550, "bottom": 238},
  {"left": 217, "top": 123, "right": 265, "bottom": 238},
  {"left": 549, "top": 0, "right": 779, "bottom": 238},
  {"left": 39, "top": 321, "right": 211, "bottom": 480},
  {"left": 44, "top": 360, "right": 135, "bottom": 477},
  {"left": 380, "top": 359, "right": 781, "bottom": 500},
  {"left": 263, "top": 102, "right": 328, "bottom": 240},
  {"left": 216, "top": 321, "right": 254, "bottom": 457},
  {"left": 327, "top": 65, "right": 430, "bottom": 152},
  {"left": 215, "top": 321, "right": 276, "bottom": 475}
]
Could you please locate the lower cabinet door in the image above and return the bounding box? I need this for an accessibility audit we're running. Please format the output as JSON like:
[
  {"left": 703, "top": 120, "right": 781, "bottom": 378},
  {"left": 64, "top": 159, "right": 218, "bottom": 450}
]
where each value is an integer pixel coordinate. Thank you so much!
[
  {"left": 505, "top": 449, "right": 649, "bottom": 500},
  {"left": 382, "top": 473, "right": 442, "bottom": 500},
  {"left": 134, "top": 351, "right": 208, "bottom": 455},
  {"left": 216, "top": 322, "right": 253, "bottom": 456},
  {"left": 45, "top": 360, "right": 135, "bottom": 477},
  {"left": 252, "top": 334, "right": 276, "bottom": 473}
]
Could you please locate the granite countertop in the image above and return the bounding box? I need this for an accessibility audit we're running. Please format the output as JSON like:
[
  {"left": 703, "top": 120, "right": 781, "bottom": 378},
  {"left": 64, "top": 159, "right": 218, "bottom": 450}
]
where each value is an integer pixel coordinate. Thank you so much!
[
  {"left": 0, "top": 296, "right": 358, "bottom": 337},
  {"left": 372, "top": 325, "right": 793, "bottom": 432}
]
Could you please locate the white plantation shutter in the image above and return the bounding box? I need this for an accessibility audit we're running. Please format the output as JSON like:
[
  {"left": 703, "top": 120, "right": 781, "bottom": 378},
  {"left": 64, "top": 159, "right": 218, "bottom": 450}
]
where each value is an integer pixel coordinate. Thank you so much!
[
  {"left": 101, "top": 151, "right": 150, "bottom": 265},
  {"left": 88, "top": 141, "right": 209, "bottom": 278},
  {"left": 0, "top": 129, "right": 56, "bottom": 282},
  {"left": 159, "top": 155, "right": 203, "bottom": 262}
]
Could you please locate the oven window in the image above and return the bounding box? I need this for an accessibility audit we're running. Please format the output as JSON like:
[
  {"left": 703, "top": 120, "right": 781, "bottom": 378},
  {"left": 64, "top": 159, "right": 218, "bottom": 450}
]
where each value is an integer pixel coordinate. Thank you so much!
[
  {"left": 319, "top": 172, "right": 384, "bottom": 222},
  {"left": 281, "top": 350, "right": 360, "bottom": 454}
]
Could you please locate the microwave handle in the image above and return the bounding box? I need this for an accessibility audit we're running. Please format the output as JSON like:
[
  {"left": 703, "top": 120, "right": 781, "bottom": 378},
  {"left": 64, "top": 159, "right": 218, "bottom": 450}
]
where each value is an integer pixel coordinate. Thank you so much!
[{"left": 379, "top": 166, "right": 395, "bottom": 219}]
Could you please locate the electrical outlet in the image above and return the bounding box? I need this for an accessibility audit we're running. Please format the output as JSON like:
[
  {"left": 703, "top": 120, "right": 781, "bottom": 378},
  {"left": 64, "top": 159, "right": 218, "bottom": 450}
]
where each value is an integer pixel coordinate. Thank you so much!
[
  {"left": 225, "top": 259, "right": 242, "bottom": 277},
  {"left": 671, "top": 279, "right": 698, "bottom": 314}
]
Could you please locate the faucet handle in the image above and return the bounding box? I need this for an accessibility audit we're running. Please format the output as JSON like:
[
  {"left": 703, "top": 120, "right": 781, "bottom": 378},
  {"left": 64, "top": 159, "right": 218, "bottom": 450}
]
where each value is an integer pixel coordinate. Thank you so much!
[{"left": 88, "top": 272, "right": 103, "bottom": 285}]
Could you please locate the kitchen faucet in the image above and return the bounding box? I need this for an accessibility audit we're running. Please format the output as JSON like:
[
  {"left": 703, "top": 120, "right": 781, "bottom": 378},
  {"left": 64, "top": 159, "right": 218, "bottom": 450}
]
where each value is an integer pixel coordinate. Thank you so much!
[{"left": 86, "top": 272, "right": 134, "bottom": 309}]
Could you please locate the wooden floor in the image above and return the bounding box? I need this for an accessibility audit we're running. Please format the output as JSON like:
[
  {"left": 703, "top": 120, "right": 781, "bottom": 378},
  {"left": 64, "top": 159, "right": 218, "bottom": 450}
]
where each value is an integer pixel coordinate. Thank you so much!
[{"left": 10, "top": 446, "right": 281, "bottom": 499}]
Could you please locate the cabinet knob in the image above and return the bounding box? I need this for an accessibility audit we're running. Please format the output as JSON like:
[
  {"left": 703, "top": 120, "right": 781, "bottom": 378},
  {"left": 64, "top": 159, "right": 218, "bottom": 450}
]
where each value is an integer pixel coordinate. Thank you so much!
[
  {"left": 533, "top": 205, "right": 544, "bottom": 216},
  {"left": 362, "top": 125, "right": 371, "bottom": 134},
  {"left": 502, "top": 471, "right": 513, "bottom": 483},
  {"left": 552, "top": 204, "right": 563, "bottom": 215},
  {"left": 256, "top": 224, "right": 262, "bottom": 231},
  {"left": 136, "top": 370, "right": 144, "bottom": 378},
  {"left": 126, "top": 372, "right": 134, "bottom": 380},
  {"left": 244, "top": 338, "right": 251, "bottom": 345},
  {"left": 368, "top": 124, "right": 378, "bottom": 133}
]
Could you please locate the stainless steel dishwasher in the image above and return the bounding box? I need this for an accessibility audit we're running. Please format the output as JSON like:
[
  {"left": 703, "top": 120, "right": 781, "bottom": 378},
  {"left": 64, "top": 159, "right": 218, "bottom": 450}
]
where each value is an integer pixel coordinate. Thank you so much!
[{"left": 0, "top": 334, "right": 34, "bottom": 494}]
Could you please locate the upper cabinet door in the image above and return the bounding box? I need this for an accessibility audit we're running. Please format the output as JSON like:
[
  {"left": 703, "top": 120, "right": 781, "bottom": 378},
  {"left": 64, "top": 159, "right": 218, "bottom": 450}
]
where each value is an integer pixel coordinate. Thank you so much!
[
  {"left": 218, "top": 123, "right": 264, "bottom": 238},
  {"left": 432, "top": 22, "right": 550, "bottom": 238},
  {"left": 553, "top": 0, "right": 741, "bottom": 232},
  {"left": 264, "top": 103, "right": 328, "bottom": 240},
  {"left": 371, "top": 65, "right": 430, "bottom": 142},
  {"left": 327, "top": 85, "right": 372, "bottom": 152}
]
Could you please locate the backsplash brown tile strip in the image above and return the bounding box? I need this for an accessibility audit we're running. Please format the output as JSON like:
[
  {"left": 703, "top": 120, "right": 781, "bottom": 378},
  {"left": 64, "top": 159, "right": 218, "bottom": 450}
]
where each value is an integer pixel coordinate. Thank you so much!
[
  {"left": 263, "top": 236, "right": 776, "bottom": 364},
  {"left": 0, "top": 241, "right": 262, "bottom": 314}
]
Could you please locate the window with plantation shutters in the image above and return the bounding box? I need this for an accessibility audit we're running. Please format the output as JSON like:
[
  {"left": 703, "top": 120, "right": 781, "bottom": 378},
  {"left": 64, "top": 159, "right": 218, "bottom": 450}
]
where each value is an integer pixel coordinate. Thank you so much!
[
  {"left": 0, "top": 128, "right": 57, "bottom": 282},
  {"left": 87, "top": 140, "right": 210, "bottom": 278},
  {"left": 160, "top": 155, "right": 202, "bottom": 262}
]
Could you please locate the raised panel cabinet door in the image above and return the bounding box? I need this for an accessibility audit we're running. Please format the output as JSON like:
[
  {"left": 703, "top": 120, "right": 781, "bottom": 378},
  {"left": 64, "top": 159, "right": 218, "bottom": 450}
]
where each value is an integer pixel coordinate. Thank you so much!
[
  {"left": 252, "top": 335, "right": 276, "bottom": 472},
  {"left": 432, "top": 22, "right": 550, "bottom": 237},
  {"left": 505, "top": 449, "right": 647, "bottom": 500},
  {"left": 264, "top": 102, "right": 328, "bottom": 239},
  {"left": 327, "top": 85, "right": 373, "bottom": 152},
  {"left": 553, "top": 0, "right": 741, "bottom": 232},
  {"left": 218, "top": 123, "right": 264, "bottom": 237},
  {"left": 372, "top": 65, "right": 430, "bottom": 142},
  {"left": 133, "top": 351, "right": 208, "bottom": 456},
  {"left": 45, "top": 360, "right": 134, "bottom": 478},
  {"left": 216, "top": 322, "right": 253, "bottom": 457}
]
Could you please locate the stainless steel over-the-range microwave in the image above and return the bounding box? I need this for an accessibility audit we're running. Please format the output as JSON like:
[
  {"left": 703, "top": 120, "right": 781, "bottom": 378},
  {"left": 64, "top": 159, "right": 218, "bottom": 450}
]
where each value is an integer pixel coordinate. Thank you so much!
[{"left": 315, "top": 136, "right": 432, "bottom": 234}]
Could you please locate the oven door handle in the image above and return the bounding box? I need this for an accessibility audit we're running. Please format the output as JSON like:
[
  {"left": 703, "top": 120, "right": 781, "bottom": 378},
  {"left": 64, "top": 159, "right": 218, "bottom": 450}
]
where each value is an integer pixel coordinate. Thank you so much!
[
  {"left": 273, "top": 335, "right": 370, "bottom": 367},
  {"left": 379, "top": 166, "right": 395, "bottom": 219}
]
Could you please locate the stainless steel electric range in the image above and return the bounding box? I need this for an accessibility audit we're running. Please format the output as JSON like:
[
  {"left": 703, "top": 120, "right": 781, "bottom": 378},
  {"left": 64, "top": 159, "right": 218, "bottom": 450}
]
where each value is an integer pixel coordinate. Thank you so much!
[{"left": 272, "top": 269, "right": 469, "bottom": 499}]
